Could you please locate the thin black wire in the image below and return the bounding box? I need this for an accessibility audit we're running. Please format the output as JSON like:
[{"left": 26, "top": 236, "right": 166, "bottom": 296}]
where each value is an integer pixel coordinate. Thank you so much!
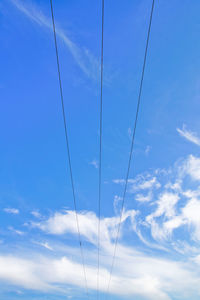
[
  {"left": 106, "top": 0, "right": 155, "bottom": 296},
  {"left": 97, "top": 0, "right": 105, "bottom": 299},
  {"left": 49, "top": 0, "right": 89, "bottom": 298}
]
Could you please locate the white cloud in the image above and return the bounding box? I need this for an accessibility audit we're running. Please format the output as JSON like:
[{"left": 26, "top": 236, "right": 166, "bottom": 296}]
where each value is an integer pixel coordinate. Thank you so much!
[
  {"left": 31, "top": 211, "right": 41, "bottom": 218},
  {"left": 147, "top": 192, "right": 179, "bottom": 220},
  {"left": 113, "top": 195, "right": 122, "bottom": 214},
  {"left": 112, "top": 179, "right": 126, "bottom": 185},
  {"left": 135, "top": 192, "right": 152, "bottom": 202},
  {"left": 0, "top": 247, "right": 200, "bottom": 300},
  {"left": 113, "top": 174, "right": 161, "bottom": 195},
  {"left": 33, "top": 209, "right": 137, "bottom": 249},
  {"left": 114, "top": 155, "right": 200, "bottom": 246},
  {"left": 127, "top": 127, "right": 132, "bottom": 139},
  {"left": 145, "top": 145, "right": 151, "bottom": 155},
  {"left": 164, "top": 180, "right": 182, "bottom": 191},
  {"left": 33, "top": 210, "right": 99, "bottom": 244},
  {"left": 131, "top": 176, "right": 160, "bottom": 192},
  {"left": 181, "top": 198, "right": 200, "bottom": 240},
  {"left": 4, "top": 208, "right": 19, "bottom": 214},
  {"left": 0, "top": 255, "right": 54, "bottom": 291},
  {"left": 3, "top": 155, "right": 200, "bottom": 298},
  {"left": 146, "top": 192, "right": 200, "bottom": 243},
  {"left": 136, "top": 155, "right": 200, "bottom": 244},
  {"left": 184, "top": 155, "right": 200, "bottom": 181},
  {"left": 10, "top": 0, "right": 99, "bottom": 80},
  {"left": 89, "top": 159, "right": 98, "bottom": 169},
  {"left": 8, "top": 226, "right": 25, "bottom": 236},
  {"left": 162, "top": 196, "right": 200, "bottom": 242},
  {"left": 177, "top": 124, "right": 200, "bottom": 146},
  {"left": 33, "top": 241, "right": 53, "bottom": 251},
  {"left": 164, "top": 216, "right": 184, "bottom": 233}
]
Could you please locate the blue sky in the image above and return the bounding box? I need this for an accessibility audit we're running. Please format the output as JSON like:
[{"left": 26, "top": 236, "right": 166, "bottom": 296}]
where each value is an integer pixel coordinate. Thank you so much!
[{"left": 1, "top": 0, "right": 200, "bottom": 299}]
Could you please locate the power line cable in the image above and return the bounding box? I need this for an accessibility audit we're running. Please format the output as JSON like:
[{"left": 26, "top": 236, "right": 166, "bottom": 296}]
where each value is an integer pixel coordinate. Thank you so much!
[
  {"left": 49, "top": 0, "right": 89, "bottom": 298},
  {"left": 97, "top": 0, "right": 105, "bottom": 299},
  {"left": 106, "top": 0, "right": 155, "bottom": 296}
]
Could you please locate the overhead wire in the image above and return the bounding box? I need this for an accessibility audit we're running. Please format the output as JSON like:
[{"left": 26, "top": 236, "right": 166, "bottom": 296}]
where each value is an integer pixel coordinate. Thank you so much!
[
  {"left": 49, "top": 0, "right": 89, "bottom": 298},
  {"left": 105, "top": 0, "right": 155, "bottom": 296},
  {"left": 97, "top": 0, "right": 105, "bottom": 299}
]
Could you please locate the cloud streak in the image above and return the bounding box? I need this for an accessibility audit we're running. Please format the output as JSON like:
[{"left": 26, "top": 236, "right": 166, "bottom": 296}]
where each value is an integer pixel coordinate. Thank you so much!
[
  {"left": 177, "top": 124, "right": 200, "bottom": 146},
  {"left": 10, "top": 0, "right": 100, "bottom": 80}
]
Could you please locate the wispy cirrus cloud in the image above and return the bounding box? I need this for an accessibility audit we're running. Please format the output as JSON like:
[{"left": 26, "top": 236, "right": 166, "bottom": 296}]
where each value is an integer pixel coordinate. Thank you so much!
[
  {"left": 0, "top": 252, "right": 177, "bottom": 299},
  {"left": 3, "top": 155, "right": 200, "bottom": 299},
  {"left": 1, "top": 207, "right": 200, "bottom": 300},
  {"left": 10, "top": 0, "right": 100, "bottom": 80},
  {"left": 113, "top": 175, "right": 160, "bottom": 192},
  {"left": 177, "top": 124, "right": 200, "bottom": 146},
  {"left": 113, "top": 173, "right": 161, "bottom": 203},
  {"left": 32, "top": 209, "right": 138, "bottom": 249},
  {"left": 33, "top": 240, "right": 53, "bottom": 251},
  {"left": 8, "top": 226, "right": 24, "bottom": 236}
]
